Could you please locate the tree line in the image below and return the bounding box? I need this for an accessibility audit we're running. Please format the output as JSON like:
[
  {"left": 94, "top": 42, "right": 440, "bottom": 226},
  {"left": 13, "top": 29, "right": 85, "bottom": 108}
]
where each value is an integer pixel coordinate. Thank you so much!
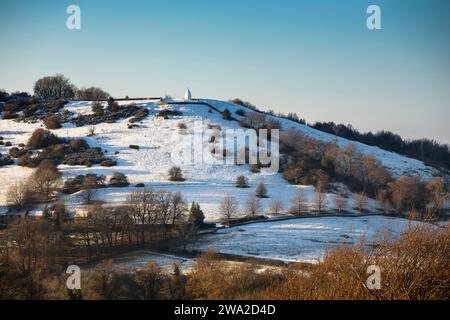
[{"left": 0, "top": 218, "right": 447, "bottom": 299}]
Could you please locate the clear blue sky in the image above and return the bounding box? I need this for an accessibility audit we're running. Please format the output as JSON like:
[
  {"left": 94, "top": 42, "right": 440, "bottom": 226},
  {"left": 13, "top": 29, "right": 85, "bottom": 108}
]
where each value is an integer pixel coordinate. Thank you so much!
[{"left": 1, "top": 0, "right": 449, "bottom": 144}]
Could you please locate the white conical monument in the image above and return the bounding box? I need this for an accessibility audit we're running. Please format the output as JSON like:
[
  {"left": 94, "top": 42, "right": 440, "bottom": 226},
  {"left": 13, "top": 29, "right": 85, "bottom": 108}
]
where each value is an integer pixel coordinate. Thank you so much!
[{"left": 184, "top": 88, "right": 192, "bottom": 100}]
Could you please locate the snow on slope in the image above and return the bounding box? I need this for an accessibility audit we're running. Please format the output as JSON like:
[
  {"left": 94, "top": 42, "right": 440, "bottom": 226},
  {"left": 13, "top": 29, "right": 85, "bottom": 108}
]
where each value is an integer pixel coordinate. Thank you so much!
[
  {"left": 0, "top": 98, "right": 438, "bottom": 219},
  {"left": 201, "top": 99, "right": 438, "bottom": 180},
  {"left": 190, "top": 215, "right": 424, "bottom": 262}
]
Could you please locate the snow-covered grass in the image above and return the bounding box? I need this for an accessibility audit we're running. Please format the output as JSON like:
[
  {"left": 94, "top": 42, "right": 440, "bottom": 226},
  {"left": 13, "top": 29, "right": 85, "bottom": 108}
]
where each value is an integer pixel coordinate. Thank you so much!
[
  {"left": 202, "top": 99, "right": 438, "bottom": 179},
  {"left": 0, "top": 98, "right": 438, "bottom": 219},
  {"left": 106, "top": 250, "right": 195, "bottom": 273},
  {"left": 188, "top": 215, "right": 426, "bottom": 263}
]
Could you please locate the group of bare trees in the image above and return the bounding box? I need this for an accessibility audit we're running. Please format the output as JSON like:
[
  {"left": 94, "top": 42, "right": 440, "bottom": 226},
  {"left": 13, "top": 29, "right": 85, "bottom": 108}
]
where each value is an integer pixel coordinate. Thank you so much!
[
  {"left": 124, "top": 189, "right": 188, "bottom": 243},
  {"left": 1, "top": 216, "right": 447, "bottom": 300},
  {"left": 71, "top": 188, "right": 206, "bottom": 260},
  {"left": 33, "top": 74, "right": 110, "bottom": 101},
  {"left": 33, "top": 74, "right": 76, "bottom": 100},
  {"left": 7, "top": 160, "right": 61, "bottom": 211},
  {"left": 281, "top": 128, "right": 391, "bottom": 195},
  {"left": 386, "top": 176, "right": 448, "bottom": 216},
  {"left": 279, "top": 128, "right": 449, "bottom": 217}
]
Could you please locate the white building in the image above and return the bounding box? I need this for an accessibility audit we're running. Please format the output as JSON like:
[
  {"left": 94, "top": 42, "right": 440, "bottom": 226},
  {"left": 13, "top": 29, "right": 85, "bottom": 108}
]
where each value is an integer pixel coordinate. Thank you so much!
[{"left": 184, "top": 88, "right": 192, "bottom": 100}]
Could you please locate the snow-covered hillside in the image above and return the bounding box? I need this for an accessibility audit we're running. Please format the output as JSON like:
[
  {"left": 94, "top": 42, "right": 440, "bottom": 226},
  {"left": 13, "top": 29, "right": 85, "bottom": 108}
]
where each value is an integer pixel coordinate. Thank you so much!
[
  {"left": 0, "top": 98, "right": 439, "bottom": 220},
  {"left": 202, "top": 99, "right": 438, "bottom": 179}
]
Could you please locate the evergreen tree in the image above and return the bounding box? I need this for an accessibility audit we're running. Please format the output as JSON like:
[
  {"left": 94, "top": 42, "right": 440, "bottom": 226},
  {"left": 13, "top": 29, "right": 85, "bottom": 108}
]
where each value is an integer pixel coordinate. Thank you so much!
[
  {"left": 188, "top": 202, "right": 205, "bottom": 228},
  {"left": 42, "top": 204, "right": 52, "bottom": 221}
]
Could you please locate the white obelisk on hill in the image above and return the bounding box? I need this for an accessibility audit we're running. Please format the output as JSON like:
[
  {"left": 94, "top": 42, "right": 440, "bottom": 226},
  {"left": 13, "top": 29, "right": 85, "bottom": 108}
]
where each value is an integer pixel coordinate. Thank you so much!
[{"left": 184, "top": 88, "right": 192, "bottom": 100}]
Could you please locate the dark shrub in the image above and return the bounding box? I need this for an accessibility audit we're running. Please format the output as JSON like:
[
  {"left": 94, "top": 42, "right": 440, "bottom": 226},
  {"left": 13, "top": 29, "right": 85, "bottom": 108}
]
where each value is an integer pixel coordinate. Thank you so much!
[
  {"left": 168, "top": 166, "right": 185, "bottom": 181},
  {"left": 222, "top": 108, "right": 232, "bottom": 120},
  {"left": 109, "top": 172, "right": 129, "bottom": 187},
  {"left": 0, "top": 89, "right": 8, "bottom": 101},
  {"left": 157, "top": 109, "right": 183, "bottom": 117},
  {"left": 27, "top": 128, "right": 60, "bottom": 149},
  {"left": 100, "top": 159, "right": 117, "bottom": 167},
  {"left": 42, "top": 143, "right": 65, "bottom": 159},
  {"left": 43, "top": 115, "right": 61, "bottom": 129},
  {"left": 63, "top": 147, "right": 104, "bottom": 166},
  {"left": 207, "top": 123, "right": 221, "bottom": 130},
  {"left": 107, "top": 97, "right": 119, "bottom": 113},
  {"left": 4, "top": 141, "right": 12, "bottom": 147},
  {"left": 23, "top": 103, "right": 41, "bottom": 117},
  {"left": 2, "top": 111, "right": 18, "bottom": 119},
  {"left": 69, "top": 138, "right": 88, "bottom": 151},
  {"left": 135, "top": 183, "right": 145, "bottom": 188},
  {"left": 17, "top": 154, "right": 42, "bottom": 168},
  {"left": 129, "top": 145, "right": 140, "bottom": 150},
  {"left": 8, "top": 147, "right": 28, "bottom": 158},
  {"left": 44, "top": 99, "right": 66, "bottom": 112},
  {"left": 4, "top": 101, "right": 22, "bottom": 113},
  {"left": 76, "top": 87, "right": 110, "bottom": 100},
  {"left": 236, "top": 175, "right": 249, "bottom": 188},
  {"left": 63, "top": 174, "right": 106, "bottom": 194},
  {"left": 0, "top": 155, "right": 13, "bottom": 166},
  {"left": 91, "top": 101, "right": 104, "bottom": 115},
  {"left": 235, "top": 109, "right": 246, "bottom": 116},
  {"left": 229, "top": 98, "right": 259, "bottom": 111},
  {"left": 130, "top": 107, "right": 149, "bottom": 122},
  {"left": 256, "top": 182, "right": 268, "bottom": 198}
]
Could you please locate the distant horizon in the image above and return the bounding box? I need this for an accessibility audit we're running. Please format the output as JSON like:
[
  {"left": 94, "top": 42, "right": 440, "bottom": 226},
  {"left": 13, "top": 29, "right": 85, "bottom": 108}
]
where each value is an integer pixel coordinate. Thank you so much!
[{"left": 1, "top": 0, "right": 449, "bottom": 144}]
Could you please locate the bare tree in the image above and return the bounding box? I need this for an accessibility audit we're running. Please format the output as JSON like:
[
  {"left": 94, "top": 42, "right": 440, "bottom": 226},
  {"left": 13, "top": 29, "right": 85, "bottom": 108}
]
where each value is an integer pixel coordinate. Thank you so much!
[
  {"left": 354, "top": 192, "right": 368, "bottom": 212},
  {"left": 387, "top": 176, "right": 423, "bottom": 214},
  {"left": 245, "top": 196, "right": 262, "bottom": 217},
  {"left": 269, "top": 200, "right": 284, "bottom": 215},
  {"left": 33, "top": 74, "right": 76, "bottom": 99},
  {"left": 80, "top": 176, "right": 99, "bottom": 205},
  {"left": 170, "top": 192, "right": 187, "bottom": 224},
  {"left": 425, "top": 177, "right": 448, "bottom": 214},
  {"left": 6, "top": 182, "right": 33, "bottom": 210},
  {"left": 312, "top": 189, "right": 327, "bottom": 214},
  {"left": 177, "top": 223, "right": 196, "bottom": 251},
  {"left": 76, "top": 87, "right": 110, "bottom": 100},
  {"left": 135, "top": 262, "right": 164, "bottom": 300},
  {"left": 334, "top": 193, "right": 348, "bottom": 214},
  {"left": 30, "top": 161, "right": 61, "bottom": 200},
  {"left": 290, "top": 188, "right": 308, "bottom": 215},
  {"left": 220, "top": 194, "right": 239, "bottom": 225},
  {"left": 376, "top": 189, "right": 392, "bottom": 214},
  {"left": 127, "top": 188, "right": 157, "bottom": 243}
]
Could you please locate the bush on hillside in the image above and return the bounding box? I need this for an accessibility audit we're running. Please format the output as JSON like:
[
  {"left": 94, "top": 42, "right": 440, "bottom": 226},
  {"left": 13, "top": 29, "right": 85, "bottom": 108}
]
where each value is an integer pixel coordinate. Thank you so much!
[
  {"left": 43, "top": 115, "right": 61, "bottom": 129},
  {"left": 27, "top": 128, "right": 60, "bottom": 149},
  {"left": 168, "top": 166, "right": 185, "bottom": 182},
  {"left": 109, "top": 172, "right": 129, "bottom": 187}
]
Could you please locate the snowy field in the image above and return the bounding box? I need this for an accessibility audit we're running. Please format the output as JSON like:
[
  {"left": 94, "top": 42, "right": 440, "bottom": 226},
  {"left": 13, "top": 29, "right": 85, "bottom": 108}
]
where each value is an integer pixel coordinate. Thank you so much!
[
  {"left": 106, "top": 250, "right": 195, "bottom": 273},
  {"left": 0, "top": 98, "right": 439, "bottom": 219},
  {"left": 188, "top": 215, "right": 429, "bottom": 263}
]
